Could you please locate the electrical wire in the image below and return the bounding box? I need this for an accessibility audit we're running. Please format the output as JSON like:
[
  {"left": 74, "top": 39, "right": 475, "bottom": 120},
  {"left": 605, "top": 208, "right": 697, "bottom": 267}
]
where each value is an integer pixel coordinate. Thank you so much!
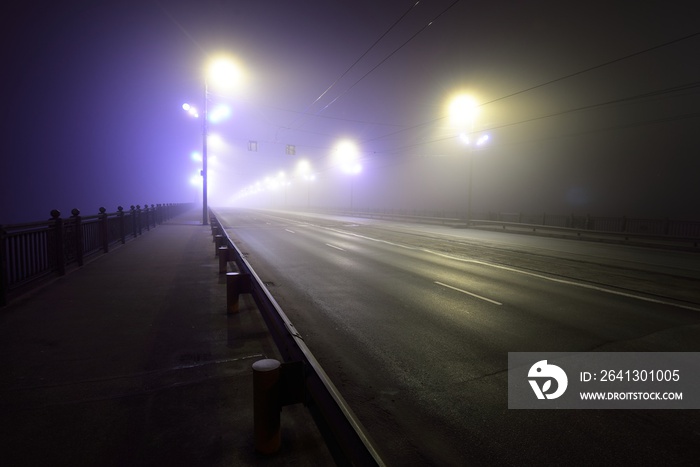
[
  {"left": 278, "top": 1, "right": 423, "bottom": 138},
  {"left": 365, "top": 30, "right": 700, "bottom": 143},
  {"left": 304, "top": 1, "right": 422, "bottom": 115},
  {"left": 316, "top": 0, "right": 462, "bottom": 115},
  {"left": 378, "top": 81, "right": 700, "bottom": 155}
]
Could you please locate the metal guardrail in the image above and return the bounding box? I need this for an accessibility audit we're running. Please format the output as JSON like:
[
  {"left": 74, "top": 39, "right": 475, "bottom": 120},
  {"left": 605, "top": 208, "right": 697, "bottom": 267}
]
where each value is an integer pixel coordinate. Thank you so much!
[
  {"left": 209, "top": 210, "right": 385, "bottom": 467},
  {"left": 0, "top": 203, "right": 193, "bottom": 306},
  {"left": 467, "top": 219, "right": 700, "bottom": 248},
  {"left": 316, "top": 209, "right": 699, "bottom": 250},
  {"left": 333, "top": 208, "right": 700, "bottom": 237}
]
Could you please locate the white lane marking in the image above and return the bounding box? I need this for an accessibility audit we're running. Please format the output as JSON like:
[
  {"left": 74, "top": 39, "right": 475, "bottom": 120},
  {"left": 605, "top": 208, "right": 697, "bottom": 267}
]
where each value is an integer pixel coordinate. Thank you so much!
[
  {"left": 321, "top": 227, "right": 700, "bottom": 312},
  {"left": 326, "top": 243, "right": 346, "bottom": 251},
  {"left": 428, "top": 251, "right": 700, "bottom": 312},
  {"left": 435, "top": 281, "right": 503, "bottom": 306},
  {"left": 285, "top": 229, "right": 296, "bottom": 234}
]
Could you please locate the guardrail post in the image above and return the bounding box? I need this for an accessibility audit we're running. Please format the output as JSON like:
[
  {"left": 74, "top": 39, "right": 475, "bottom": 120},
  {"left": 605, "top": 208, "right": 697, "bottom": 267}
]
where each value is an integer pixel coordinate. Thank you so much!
[
  {"left": 50, "top": 210, "right": 66, "bottom": 276},
  {"left": 214, "top": 235, "right": 224, "bottom": 256},
  {"left": 226, "top": 272, "right": 251, "bottom": 313},
  {"left": 252, "top": 359, "right": 282, "bottom": 454},
  {"left": 71, "top": 208, "right": 84, "bottom": 267},
  {"left": 218, "top": 246, "right": 228, "bottom": 274}
]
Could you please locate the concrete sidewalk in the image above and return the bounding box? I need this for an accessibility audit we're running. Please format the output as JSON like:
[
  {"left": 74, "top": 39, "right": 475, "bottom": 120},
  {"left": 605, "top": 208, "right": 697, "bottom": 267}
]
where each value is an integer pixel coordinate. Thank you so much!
[{"left": 0, "top": 209, "right": 334, "bottom": 466}]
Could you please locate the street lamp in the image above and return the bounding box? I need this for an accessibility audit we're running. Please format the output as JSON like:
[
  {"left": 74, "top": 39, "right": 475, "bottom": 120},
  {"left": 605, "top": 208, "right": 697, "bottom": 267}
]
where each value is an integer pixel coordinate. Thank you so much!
[
  {"left": 448, "top": 94, "right": 488, "bottom": 225},
  {"left": 183, "top": 56, "right": 244, "bottom": 225},
  {"left": 295, "top": 159, "right": 316, "bottom": 208},
  {"left": 334, "top": 140, "right": 361, "bottom": 210}
]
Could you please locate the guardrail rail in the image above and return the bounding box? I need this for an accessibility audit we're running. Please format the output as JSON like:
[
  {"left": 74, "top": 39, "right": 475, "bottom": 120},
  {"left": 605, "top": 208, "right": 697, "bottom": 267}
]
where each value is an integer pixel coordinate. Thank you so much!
[
  {"left": 316, "top": 208, "right": 699, "bottom": 250},
  {"left": 209, "top": 210, "right": 385, "bottom": 467}
]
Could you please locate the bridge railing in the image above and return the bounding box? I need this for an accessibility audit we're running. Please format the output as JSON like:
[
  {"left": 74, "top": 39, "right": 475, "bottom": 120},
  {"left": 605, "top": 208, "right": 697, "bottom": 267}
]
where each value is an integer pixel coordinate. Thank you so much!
[
  {"left": 315, "top": 208, "right": 700, "bottom": 249},
  {"left": 0, "top": 203, "right": 193, "bottom": 306},
  {"left": 209, "top": 209, "right": 385, "bottom": 467}
]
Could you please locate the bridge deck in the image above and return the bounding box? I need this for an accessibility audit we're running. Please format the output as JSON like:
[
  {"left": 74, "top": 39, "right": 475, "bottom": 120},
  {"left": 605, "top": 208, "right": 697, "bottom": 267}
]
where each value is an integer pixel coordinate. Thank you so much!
[{"left": 0, "top": 209, "right": 332, "bottom": 466}]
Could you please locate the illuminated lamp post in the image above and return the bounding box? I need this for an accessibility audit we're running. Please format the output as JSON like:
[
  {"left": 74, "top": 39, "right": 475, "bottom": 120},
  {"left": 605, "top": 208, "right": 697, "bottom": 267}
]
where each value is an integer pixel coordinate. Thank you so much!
[
  {"left": 183, "top": 56, "right": 244, "bottom": 225},
  {"left": 448, "top": 94, "right": 489, "bottom": 225},
  {"left": 334, "top": 140, "right": 362, "bottom": 211},
  {"left": 295, "top": 159, "right": 315, "bottom": 208}
]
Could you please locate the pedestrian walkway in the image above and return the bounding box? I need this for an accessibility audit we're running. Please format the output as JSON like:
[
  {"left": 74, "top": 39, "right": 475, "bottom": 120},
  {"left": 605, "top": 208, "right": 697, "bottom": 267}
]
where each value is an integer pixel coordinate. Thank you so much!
[{"left": 0, "top": 209, "right": 334, "bottom": 466}]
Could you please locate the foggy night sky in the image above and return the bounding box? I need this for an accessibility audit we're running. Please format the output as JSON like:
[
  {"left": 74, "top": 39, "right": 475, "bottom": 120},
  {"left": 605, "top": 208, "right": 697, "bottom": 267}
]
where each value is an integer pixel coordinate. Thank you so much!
[{"left": 1, "top": 0, "right": 699, "bottom": 224}]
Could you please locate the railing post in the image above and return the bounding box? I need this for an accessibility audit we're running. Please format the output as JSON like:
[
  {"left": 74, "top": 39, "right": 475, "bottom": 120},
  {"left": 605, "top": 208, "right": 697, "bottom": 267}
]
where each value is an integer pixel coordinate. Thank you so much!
[
  {"left": 150, "top": 204, "right": 156, "bottom": 228},
  {"left": 117, "top": 206, "right": 126, "bottom": 244},
  {"left": 130, "top": 205, "right": 138, "bottom": 238},
  {"left": 136, "top": 205, "right": 143, "bottom": 235},
  {"left": 99, "top": 207, "right": 109, "bottom": 253},
  {"left": 71, "top": 208, "right": 84, "bottom": 267},
  {"left": 50, "top": 210, "right": 66, "bottom": 276},
  {"left": 143, "top": 204, "right": 150, "bottom": 231}
]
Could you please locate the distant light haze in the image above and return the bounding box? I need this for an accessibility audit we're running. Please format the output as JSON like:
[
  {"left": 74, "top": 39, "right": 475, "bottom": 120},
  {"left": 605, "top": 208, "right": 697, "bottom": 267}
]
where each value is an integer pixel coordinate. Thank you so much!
[{"left": 1, "top": 0, "right": 698, "bottom": 223}]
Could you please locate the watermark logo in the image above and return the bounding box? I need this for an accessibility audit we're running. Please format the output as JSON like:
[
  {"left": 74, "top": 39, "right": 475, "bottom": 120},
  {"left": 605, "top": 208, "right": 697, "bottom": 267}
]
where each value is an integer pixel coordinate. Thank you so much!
[{"left": 528, "top": 360, "right": 568, "bottom": 399}]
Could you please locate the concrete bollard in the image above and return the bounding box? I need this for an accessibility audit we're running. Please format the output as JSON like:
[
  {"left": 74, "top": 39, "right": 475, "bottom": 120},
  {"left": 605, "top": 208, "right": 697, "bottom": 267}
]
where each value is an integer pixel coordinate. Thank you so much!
[
  {"left": 226, "top": 272, "right": 250, "bottom": 314},
  {"left": 218, "top": 246, "right": 228, "bottom": 274},
  {"left": 253, "top": 359, "right": 281, "bottom": 454}
]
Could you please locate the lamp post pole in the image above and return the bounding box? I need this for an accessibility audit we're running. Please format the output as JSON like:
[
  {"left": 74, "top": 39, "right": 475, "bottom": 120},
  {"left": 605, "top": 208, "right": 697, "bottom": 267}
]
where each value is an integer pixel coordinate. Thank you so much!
[
  {"left": 466, "top": 150, "right": 473, "bottom": 226},
  {"left": 201, "top": 81, "right": 209, "bottom": 225}
]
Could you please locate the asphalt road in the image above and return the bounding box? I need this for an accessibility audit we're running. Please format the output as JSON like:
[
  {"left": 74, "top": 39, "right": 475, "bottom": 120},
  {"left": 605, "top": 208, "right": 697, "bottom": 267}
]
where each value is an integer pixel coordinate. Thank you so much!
[{"left": 216, "top": 208, "right": 700, "bottom": 466}]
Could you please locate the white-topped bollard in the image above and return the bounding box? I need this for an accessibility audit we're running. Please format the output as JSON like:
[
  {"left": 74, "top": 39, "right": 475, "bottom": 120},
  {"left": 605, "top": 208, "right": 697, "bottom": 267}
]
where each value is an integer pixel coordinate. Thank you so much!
[
  {"left": 218, "top": 246, "right": 228, "bottom": 274},
  {"left": 226, "top": 272, "right": 250, "bottom": 314},
  {"left": 252, "top": 358, "right": 281, "bottom": 454}
]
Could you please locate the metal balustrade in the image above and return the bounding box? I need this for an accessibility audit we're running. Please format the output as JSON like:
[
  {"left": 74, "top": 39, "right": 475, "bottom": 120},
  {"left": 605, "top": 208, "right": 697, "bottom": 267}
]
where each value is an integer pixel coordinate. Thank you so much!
[{"left": 0, "top": 203, "right": 193, "bottom": 306}]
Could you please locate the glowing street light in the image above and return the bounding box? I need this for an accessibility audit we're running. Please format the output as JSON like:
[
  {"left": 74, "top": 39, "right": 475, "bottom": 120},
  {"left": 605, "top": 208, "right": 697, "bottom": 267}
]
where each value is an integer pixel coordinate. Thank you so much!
[
  {"left": 448, "top": 94, "right": 479, "bottom": 130},
  {"left": 333, "top": 140, "right": 362, "bottom": 209},
  {"left": 183, "top": 55, "right": 245, "bottom": 225},
  {"left": 182, "top": 103, "right": 199, "bottom": 118},
  {"left": 296, "top": 159, "right": 316, "bottom": 208},
  {"left": 334, "top": 140, "right": 362, "bottom": 174}
]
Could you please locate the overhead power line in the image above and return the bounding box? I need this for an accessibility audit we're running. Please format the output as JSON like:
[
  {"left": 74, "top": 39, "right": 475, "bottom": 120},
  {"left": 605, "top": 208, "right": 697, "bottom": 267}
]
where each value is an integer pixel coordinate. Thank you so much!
[
  {"left": 366, "top": 30, "right": 700, "bottom": 143},
  {"left": 316, "top": 0, "right": 463, "bottom": 114},
  {"left": 281, "top": 1, "right": 423, "bottom": 134},
  {"left": 380, "top": 81, "right": 700, "bottom": 154}
]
